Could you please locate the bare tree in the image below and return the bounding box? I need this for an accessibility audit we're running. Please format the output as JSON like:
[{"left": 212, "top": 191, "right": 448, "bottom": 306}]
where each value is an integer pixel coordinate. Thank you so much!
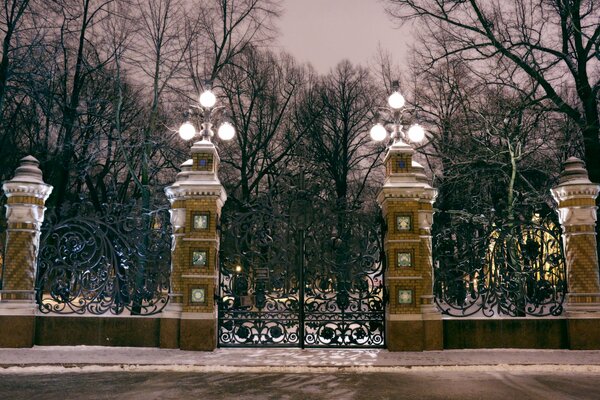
[
  {"left": 300, "top": 60, "right": 384, "bottom": 214},
  {"left": 384, "top": 0, "right": 600, "bottom": 184},
  {"left": 412, "top": 55, "right": 562, "bottom": 219},
  {"left": 184, "top": 0, "right": 281, "bottom": 92},
  {"left": 218, "top": 48, "right": 306, "bottom": 204},
  {"left": 0, "top": 0, "right": 31, "bottom": 114}
]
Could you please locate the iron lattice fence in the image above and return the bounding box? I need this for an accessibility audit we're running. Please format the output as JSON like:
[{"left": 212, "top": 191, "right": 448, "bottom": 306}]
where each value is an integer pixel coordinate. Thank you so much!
[
  {"left": 35, "top": 201, "right": 171, "bottom": 315},
  {"left": 433, "top": 212, "right": 566, "bottom": 317}
]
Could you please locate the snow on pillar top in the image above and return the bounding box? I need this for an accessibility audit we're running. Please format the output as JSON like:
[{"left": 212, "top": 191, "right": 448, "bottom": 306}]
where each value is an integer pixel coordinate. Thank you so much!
[
  {"left": 2, "top": 155, "right": 53, "bottom": 200},
  {"left": 551, "top": 157, "right": 600, "bottom": 204},
  {"left": 559, "top": 157, "right": 593, "bottom": 185},
  {"left": 164, "top": 142, "right": 227, "bottom": 206}
]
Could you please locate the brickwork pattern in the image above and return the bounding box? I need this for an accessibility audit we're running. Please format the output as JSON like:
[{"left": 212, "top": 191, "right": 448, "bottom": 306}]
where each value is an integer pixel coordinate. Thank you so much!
[
  {"left": 2, "top": 219, "right": 43, "bottom": 300},
  {"left": 382, "top": 198, "right": 435, "bottom": 315},
  {"left": 558, "top": 198, "right": 597, "bottom": 208},
  {"left": 170, "top": 196, "right": 222, "bottom": 314},
  {"left": 6, "top": 196, "right": 44, "bottom": 206},
  {"left": 387, "top": 154, "right": 413, "bottom": 175},
  {"left": 563, "top": 231, "right": 600, "bottom": 295},
  {"left": 550, "top": 158, "right": 600, "bottom": 314}
]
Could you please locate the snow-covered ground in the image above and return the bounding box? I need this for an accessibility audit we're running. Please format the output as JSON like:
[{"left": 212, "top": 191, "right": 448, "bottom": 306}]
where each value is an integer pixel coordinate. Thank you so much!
[{"left": 1, "top": 346, "right": 599, "bottom": 374}]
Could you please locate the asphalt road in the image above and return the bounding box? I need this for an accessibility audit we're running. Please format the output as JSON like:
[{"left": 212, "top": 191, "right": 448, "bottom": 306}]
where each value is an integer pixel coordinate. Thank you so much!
[{"left": 1, "top": 370, "right": 598, "bottom": 399}]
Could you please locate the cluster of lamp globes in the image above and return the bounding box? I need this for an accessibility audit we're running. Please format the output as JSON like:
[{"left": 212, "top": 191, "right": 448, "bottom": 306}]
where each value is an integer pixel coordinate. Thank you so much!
[
  {"left": 369, "top": 90, "right": 426, "bottom": 144},
  {"left": 179, "top": 88, "right": 425, "bottom": 144},
  {"left": 178, "top": 89, "right": 236, "bottom": 142}
]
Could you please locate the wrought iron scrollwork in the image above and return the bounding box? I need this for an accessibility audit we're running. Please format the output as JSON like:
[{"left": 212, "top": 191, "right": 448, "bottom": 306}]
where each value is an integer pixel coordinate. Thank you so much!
[
  {"left": 36, "top": 201, "right": 171, "bottom": 315},
  {"left": 433, "top": 213, "right": 566, "bottom": 317},
  {"left": 219, "top": 194, "right": 301, "bottom": 346},
  {"left": 302, "top": 208, "right": 384, "bottom": 347},
  {"left": 218, "top": 174, "right": 385, "bottom": 347}
]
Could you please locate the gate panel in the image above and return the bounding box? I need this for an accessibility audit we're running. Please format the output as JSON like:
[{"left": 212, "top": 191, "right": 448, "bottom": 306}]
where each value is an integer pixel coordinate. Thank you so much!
[
  {"left": 218, "top": 198, "right": 301, "bottom": 346},
  {"left": 302, "top": 211, "right": 384, "bottom": 347},
  {"left": 218, "top": 184, "right": 385, "bottom": 348}
]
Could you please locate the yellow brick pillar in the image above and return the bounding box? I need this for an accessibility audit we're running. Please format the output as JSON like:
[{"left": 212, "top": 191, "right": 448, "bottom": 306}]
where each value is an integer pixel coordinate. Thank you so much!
[
  {"left": 163, "top": 140, "right": 226, "bottom": 350},
  {"left": 376, "top": 141, "right": 441, "bottom": 351},
  {"left": 551, "top": 157, "right": 600, "bottom": 349},
  {"left": 0, "top": 156, "right": 52, "bottom": 347}
]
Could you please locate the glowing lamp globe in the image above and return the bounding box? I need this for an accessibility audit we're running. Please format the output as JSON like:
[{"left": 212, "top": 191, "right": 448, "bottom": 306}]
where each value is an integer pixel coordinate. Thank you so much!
[
  {"left": 388, "top": 91, "right": 405, "bottom": 109},
  {"left": 199, "top": 89, "right": 217, "bottom": 108},
  {"left": 370, "top": 123, "right": 387, "bottom": 141},
  {"left": 179, "top": 121, "right": 196, "bottom": 140},
  {"left": 408, "top": 124, "right": 425, "bottom": 142},
  {"left": 217, "top": 121, "right": 235, "bottom": 140}
]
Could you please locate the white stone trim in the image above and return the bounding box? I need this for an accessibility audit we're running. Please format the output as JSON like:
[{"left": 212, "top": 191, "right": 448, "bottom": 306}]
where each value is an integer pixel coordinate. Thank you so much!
[
  {"left": 182, "top": 238, "right": 218, "bottom": 243},
  {"left": 551, "top": 183, "right": 600, "bottom": 203},
  {"left": 386, "top": 313, "right": 422, "bottom": 321},
  {"left": 161, "top": 302, "right": 183, "bottom": 319},
  {"left": 556, "top": 206, "right": 598, "bottom": 226},
  {"left": 4, "top": 203, "right": 47, "bottom": 226},
  {"left": 169, "top": 208, "right": 186, "bottom": 230},
  {"left": 386, "top": 276, "right": 423, "bottom": 280},
  {"left": 181, "top": 274, "right": 216, "bottom": 279},
  {"left": 0, "top": 300, "right": 36, "bottom": 316},
  {"left": 386, "top": 239, "right": 421, "bottom": 244},
  {"left": 181, "top": 311, "right": 216, "bottom": 320}
]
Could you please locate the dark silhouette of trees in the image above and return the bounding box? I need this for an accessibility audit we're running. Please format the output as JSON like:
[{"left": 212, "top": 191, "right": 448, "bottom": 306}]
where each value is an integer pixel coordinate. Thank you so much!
[{"left": 385, "top": 0, "right": 600, "bottom": 185}]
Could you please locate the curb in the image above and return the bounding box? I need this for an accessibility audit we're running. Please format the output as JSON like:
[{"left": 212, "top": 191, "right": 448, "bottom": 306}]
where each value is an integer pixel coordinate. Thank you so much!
[{"left": 2, "top": 363, "right": 600, "bottom": 374}]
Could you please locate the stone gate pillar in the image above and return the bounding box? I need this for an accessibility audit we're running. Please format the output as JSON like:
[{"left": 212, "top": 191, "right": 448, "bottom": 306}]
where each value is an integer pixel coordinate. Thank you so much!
[
  {"left": 551, "top": 157, "right": 600, "bottom": 349},
  {"left": 376, "top": 141, "right": 441, "bottom": 351},
  {"left": 163, "top": 140, "right": 226, "bottom": 350},
  {"left": 0, "top": 156, "right": 52, "bottom": 347}
]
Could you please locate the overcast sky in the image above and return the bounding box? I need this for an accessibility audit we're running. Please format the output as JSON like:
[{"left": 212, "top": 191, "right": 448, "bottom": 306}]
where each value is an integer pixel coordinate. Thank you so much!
[{"left": 276, "top": 0, "right": 411, "bottom": 73}]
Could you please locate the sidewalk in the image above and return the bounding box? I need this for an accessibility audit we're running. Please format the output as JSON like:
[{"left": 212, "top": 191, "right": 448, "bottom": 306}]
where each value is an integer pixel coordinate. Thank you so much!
[{"left": 1, "top": 346, "right": 600, "bottom": 373}]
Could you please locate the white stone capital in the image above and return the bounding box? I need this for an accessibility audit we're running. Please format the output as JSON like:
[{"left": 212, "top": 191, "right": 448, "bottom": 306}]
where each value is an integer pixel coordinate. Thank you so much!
[
  {"left": 377, "top": 186, "right": 437, "bottom": 205},
  {"left": 165, "top": 182, "right": 227, "bottom": 208},
  {"left": 556, "top": 206, "right": 597, "bottom": 227},
  {"left": 551, "top": 183, "right": 600, "bottom": 204},
  {"left": 5, "top": 203, "right": 46, "bottom": 228},
  {"left": 2, "top": 181, "right": 53, "bottom": 201}
]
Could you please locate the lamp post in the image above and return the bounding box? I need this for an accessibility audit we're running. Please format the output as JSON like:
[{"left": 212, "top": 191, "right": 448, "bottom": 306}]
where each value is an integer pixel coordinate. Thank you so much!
[
  {"left": 374, "top": 81, "right": 441, "bottom": 351},
  {"left": 163, "top": 84, "right": 234, "bottom": 350},
  {"left": 178, "top": 85, "right": 236, "bottom": 142},
  {"left": 370, "top": 81, "right": 426, "bottom": 145}
]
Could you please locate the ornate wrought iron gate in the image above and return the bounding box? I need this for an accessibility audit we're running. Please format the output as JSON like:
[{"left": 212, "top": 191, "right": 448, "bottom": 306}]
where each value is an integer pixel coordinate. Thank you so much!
[{"left": 217, "top": 175, "right": 385, "bottom": 348}]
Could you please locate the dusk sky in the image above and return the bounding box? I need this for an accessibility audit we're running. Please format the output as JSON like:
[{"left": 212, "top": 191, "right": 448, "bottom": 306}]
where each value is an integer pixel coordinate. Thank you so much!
[{"left": 277, "top": 0, "right": 412, "bottom": 73}]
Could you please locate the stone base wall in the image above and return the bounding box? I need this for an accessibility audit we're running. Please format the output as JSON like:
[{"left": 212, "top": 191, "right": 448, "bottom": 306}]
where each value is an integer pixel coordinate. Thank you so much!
[
  {"left": 444, "top": 319, "right": 569, "bottom": 349},
  {"left": 1, "top": 316, "right": 600, "bottom": 350}
]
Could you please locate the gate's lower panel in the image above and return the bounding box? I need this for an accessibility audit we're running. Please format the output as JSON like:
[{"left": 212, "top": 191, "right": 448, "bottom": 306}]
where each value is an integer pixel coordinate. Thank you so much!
[
  {"left": 218, "top": 311, "right": 300, "bottom": 347},
  {"left": 304, "top": 312, "right": 385, "bottom": 347}
]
